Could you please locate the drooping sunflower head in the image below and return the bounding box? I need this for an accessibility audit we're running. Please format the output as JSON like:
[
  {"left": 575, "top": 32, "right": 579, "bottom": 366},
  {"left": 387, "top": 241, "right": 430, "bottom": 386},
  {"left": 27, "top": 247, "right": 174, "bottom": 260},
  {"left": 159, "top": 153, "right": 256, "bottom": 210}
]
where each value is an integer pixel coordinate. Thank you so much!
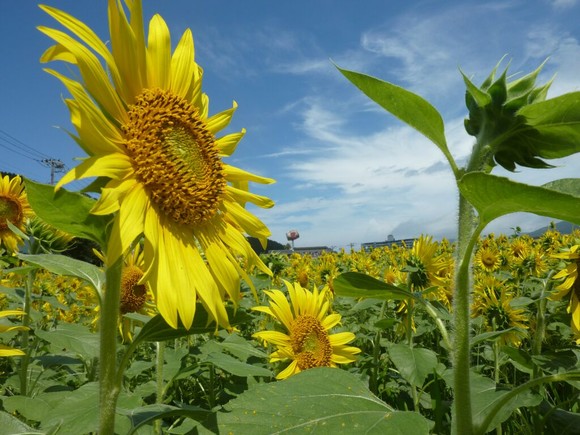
[
  {"left": 0, "top": 175, "right": 33, "bottom": 253},
  {"left": 40, "top": 0, "right": 275, "bottom": 329},
  {"left": 472, "top": 284, "right": 528, "bottom": 347},
  {"left": 252, "top": 281, "right": 360, "bottom": 380},
  {"left": 405, "top": 235, "right": 452, "bottom": 289}
]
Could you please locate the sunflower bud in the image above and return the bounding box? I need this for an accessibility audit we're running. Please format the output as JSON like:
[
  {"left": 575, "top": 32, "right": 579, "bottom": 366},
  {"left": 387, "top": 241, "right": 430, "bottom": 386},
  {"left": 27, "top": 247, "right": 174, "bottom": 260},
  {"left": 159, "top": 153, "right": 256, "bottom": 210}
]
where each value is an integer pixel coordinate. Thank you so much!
[{"left": 462, "top": 59, "right": 559, "bottom": 171}]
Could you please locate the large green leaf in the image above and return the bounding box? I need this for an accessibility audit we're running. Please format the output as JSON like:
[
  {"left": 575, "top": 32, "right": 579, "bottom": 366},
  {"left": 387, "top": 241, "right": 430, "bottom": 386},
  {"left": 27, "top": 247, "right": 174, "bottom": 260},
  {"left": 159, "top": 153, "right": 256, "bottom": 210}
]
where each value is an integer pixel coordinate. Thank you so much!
[
  {"left": 132, "top": 307, "right": 253, "bottom": 344},
  {"left": 118, "top": 404, "right": 214, "bottom": 435},
  {"left": 443, "top": 370, "right": 541, "bottom": 434},
  {"left": 388, "top": 343, "right": 439, "bottom": 388},
  {"left": 337, "top": 66, "right": 452, "bottom": 163},
  {"left": 458, "top": 172, "right": 580, "bottom": 227},
  {"left": 209, "top": 367, "right": 432, "bottom": 434},
  {"left": 0, "top": 410, "right": 44, "bottom": 434},
  {"left": 334, "top": 271, "right": 413, "bottom": 300},
  {"left": 34, "top": 323, "right": 99, "bottom": 360},
  {"left": 18, "top": 253, "right": 104, "bottom": 294},
  {"left": 205, "top": 352, "right": 272, "bottom": 377},
  {"left": 24, "top": 178, "right": 110, "bottom": 246},
  {"left": 517, "top": 91, "right": 580, "bottom": 159}
]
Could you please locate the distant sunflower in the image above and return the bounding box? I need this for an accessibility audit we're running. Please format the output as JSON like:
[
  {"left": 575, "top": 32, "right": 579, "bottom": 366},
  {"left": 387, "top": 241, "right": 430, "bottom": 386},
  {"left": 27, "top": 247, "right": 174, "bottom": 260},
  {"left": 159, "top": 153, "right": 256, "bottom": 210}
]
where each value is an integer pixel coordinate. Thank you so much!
[
  {"left": 474, "top": 245, "right": 501, "bottom": 273},
  {"left": 0, "top": 175, "right": 33, "bottom": 253},
  {"left": 551, "top": 245, "right": 580, "bottom": 342},
  {"left": 406, "top": 235, "right": 452, "bottom": 289},
  {"left": 39, "top": 0, "right": 274, "bottom": 328},
  {"left": 253, "top": 281, "right": 360, "bottom": 380}
]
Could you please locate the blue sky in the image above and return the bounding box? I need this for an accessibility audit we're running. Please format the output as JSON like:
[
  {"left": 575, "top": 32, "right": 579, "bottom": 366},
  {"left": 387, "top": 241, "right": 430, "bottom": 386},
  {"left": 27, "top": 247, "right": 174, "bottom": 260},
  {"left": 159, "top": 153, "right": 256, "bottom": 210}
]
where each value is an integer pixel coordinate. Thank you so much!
[{"left": 1, "top": 0, "right": 579, "bottom": 250}]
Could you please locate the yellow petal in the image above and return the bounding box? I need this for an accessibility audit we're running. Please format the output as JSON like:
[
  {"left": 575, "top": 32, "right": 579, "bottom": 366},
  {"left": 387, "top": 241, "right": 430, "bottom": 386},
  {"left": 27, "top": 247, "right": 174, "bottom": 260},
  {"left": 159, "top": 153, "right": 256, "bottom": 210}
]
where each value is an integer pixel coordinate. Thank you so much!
[
  {"left": 216, "top": 130, "right": 245, "bottom": 156},
  {"left": 106, "top": 183, "right": 147, "bottom": 263},
  {"left": 206, "top": 102, "right": 237, "bottom": 134},
  {"left": 224, "top": 165, "right": 275, "bottom": 185},
  {"left": 146, "top": 14, "right": 171, "bottom": 89},
  {"left": 170, "top": 28, "right": 196, "bottom": 99},
  {"left": 38, "top": 26, "right": 127, "bottom": 124}
]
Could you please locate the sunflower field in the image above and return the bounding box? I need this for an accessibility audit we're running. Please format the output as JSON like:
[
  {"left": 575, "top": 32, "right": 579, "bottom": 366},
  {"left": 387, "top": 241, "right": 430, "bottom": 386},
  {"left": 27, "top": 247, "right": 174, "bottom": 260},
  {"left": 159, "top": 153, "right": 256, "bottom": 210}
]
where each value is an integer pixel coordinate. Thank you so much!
[{"left": 1, "top": 0, "right": 580, "bottom": 434}]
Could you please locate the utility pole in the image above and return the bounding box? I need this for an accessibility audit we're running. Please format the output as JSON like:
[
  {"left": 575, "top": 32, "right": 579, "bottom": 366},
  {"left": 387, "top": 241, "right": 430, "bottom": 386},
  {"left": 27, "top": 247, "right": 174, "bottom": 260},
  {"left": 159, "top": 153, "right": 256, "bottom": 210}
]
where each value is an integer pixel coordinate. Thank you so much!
[{"left": 41, "top": 158, "right": 66, "bottom": 185}]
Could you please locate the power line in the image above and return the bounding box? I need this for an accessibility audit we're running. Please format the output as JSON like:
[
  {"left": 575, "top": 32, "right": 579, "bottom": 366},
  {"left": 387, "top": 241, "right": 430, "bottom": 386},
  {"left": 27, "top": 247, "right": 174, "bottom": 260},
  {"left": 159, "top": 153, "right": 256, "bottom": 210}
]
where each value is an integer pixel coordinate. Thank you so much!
[{"left": 0, "top": 129, "right": 51, "bottom": 160}]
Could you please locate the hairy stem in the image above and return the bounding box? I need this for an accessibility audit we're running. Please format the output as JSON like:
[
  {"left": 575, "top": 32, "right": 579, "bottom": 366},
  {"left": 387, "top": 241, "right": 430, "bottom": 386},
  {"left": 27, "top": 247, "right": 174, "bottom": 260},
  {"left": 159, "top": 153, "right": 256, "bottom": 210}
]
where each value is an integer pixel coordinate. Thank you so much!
[{"left": 99, "top": 257, "right": 123, "bottom": 435}]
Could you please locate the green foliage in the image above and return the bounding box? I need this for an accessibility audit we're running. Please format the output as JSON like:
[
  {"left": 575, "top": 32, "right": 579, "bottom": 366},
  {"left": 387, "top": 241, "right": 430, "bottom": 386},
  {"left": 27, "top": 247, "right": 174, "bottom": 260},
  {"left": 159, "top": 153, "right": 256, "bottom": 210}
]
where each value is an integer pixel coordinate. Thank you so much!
[
  {"left": 24, "top": 178, "right": 111, "bottom": 246},
  {"left": 209, "top": 367, "right": 433, "bottom": 434}
]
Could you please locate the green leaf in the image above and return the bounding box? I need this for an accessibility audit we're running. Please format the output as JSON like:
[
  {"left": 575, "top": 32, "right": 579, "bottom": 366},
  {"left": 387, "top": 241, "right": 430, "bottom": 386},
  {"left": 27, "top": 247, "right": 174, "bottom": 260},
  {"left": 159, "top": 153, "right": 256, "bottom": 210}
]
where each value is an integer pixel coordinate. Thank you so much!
[
  {"left": 18, "top": 253, "right": 104, "bottom": 294},
  {"left": 502, "top": 346, "right": 534, "bottom": 375},
  {"left": 118, "top": 404, "right": 213, "bottom": 435},
  {"left": 24, "top": 178, "right": 110, "bottom": 246},
  {"left": 470, "top": 328, "right": 517, "bottom": 347},
  {"left": 34, "top": 323, "right": 99, "bottom": 360},
  {"left": 443, "top": 370, "right": 541, "bottom": 434},
  {"left": 337, "top": 66, "right": 452, "bottom": 162},
  {"left": 388, "top": 344, "right": 439, "bottom": 388},
  {"left": 542, "top": 178, "right": 580, "bottom": 196},
  {"left": 0, "top": 410, "right": 44, "bottom": 434},
  {"left": 213, "top": 367, "right": 432, "bottom": 434},
  {"left": 334, "top": 272, "right": 413, "bottom": 300},
  {"left": 216, "top": 332, "right": 269, "bottom": 360},
  {"left": 205, "top": 352, "right": 272, "bottom": 377},
  {"left": 42, "top": 382, "right": 99, "bottom": 435},
  {"left": 517, "top": 91, "right": 580, "bottom": 159},
  {"left": 461, "top": 71, "right": 492, "bottom": 107},
  {"left": 531, "top": 349, "right": 578, "bottom": 374},
  {"left": 132, "top": 307, "right": 253, "bottom": 344},
  {"left": 458, "top": 172, "right": 580, "bottom": 227}
]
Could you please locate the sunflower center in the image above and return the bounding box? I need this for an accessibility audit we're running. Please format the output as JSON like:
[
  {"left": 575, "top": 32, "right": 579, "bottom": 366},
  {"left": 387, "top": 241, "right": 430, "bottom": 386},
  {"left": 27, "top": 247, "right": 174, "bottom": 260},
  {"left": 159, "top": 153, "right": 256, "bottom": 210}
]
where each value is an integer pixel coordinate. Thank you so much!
[
  {"left": 0, "top": 196, "right": 22, "bottom": 230},
  {"left": 290, "top": 314, "right": 332, "bottom": 370},
  {"left": 122, "top": 88, "right": 226, "bottom": 226},
  {"left": 481, "top": 251, "right": 497, "bottom": 268},
  {"left": 120, "top": 265, "right": 147, "bottom": 314}
]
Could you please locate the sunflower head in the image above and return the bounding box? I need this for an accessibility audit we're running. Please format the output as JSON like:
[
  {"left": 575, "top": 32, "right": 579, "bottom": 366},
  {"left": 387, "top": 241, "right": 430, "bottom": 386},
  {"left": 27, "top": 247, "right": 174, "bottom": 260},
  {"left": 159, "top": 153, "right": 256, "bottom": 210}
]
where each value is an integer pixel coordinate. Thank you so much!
[
  {"left": 0, "top": 175, "right": 33, "bottom": 253},
  {"left": 252, "top": 281, "right": 360, "bottom": 379},
  {"left": 40, "top": 0, "right": 275, "bottom": 330}
]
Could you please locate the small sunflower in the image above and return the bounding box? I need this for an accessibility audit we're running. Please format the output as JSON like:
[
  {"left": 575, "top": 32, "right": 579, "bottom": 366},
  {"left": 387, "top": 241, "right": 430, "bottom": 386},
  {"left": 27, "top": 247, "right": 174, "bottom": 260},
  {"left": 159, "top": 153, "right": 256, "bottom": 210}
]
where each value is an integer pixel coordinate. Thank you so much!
[
  {"left": 94, "top": 245, "right": 156, "bottom": 341},
  {"left": 551, "top": 245, "right": 580, "bottom": 342},
  {"left": 253, "top": 281, "right": 360, "bottom": 380},
  {"left": 0, "top": 310, "right": 28, "bottom": 357},
  {"left": 474, "top": 245, "right": 501, "bottom": 273},
  {"left": 0, "top": 175, "right": 33, "bottom": 253},
  {"left": 40, "top": 0, "right": 274, "bottom": 329}
]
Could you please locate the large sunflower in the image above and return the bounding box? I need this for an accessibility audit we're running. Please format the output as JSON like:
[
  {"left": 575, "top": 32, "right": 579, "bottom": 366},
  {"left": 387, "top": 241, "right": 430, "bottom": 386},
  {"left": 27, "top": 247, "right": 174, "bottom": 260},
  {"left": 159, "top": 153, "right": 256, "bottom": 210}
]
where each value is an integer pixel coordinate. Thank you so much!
[
  {"left": 0, "top": 175, "right": 33, "bottom": 253},
  {"left": 39, "top": 1, "right": 274, "bottom": 328},
  {"left": 253, "top": 281, "right": 360, "bottom": 380}
]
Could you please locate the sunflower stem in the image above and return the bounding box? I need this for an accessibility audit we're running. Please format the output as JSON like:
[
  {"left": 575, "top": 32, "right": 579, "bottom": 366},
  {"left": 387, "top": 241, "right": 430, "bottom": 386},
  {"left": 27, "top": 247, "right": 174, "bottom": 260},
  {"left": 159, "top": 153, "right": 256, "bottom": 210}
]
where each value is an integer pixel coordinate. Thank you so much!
[
  {"left": 154, "top": 341, "right": 166, "bottom": 435},
  {"left": 370, "top": 300, "right": 387, "bottom": 395},
  {"left": 452, "top": 194, "right": 483, "bottom": 435},
  {"left": 18, "top": 268, "right": 35, "bottom": 396},
  {"left": 99, "top": 256, "right": 123, "bottom": 435}
]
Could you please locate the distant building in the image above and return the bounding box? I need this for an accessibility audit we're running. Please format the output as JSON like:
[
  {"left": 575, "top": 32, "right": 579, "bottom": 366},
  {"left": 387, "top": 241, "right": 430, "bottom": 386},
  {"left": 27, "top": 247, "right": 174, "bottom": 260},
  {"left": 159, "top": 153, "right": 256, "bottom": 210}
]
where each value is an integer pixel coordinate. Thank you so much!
[{"left": 361, "top": 234, "right": 416, "bottom": 252}]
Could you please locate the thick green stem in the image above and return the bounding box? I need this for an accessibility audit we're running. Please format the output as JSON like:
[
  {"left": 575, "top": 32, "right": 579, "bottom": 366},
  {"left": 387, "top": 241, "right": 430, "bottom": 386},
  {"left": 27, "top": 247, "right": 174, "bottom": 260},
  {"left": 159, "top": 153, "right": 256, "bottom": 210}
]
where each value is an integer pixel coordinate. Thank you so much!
[
  {"left": 99, "top": 257, "right": 123, "bottom": 435},
  {"left": 452, "top": 193, "right": 483, "bottom": 435}
]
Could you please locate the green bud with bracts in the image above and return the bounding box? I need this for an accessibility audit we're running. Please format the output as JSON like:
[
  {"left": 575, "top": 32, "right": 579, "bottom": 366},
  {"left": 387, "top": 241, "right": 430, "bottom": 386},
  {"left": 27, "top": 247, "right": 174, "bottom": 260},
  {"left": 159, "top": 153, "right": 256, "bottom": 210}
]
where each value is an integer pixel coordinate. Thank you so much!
[{"left": 462, "top": 58, "right": 580, "bottom": 172}]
